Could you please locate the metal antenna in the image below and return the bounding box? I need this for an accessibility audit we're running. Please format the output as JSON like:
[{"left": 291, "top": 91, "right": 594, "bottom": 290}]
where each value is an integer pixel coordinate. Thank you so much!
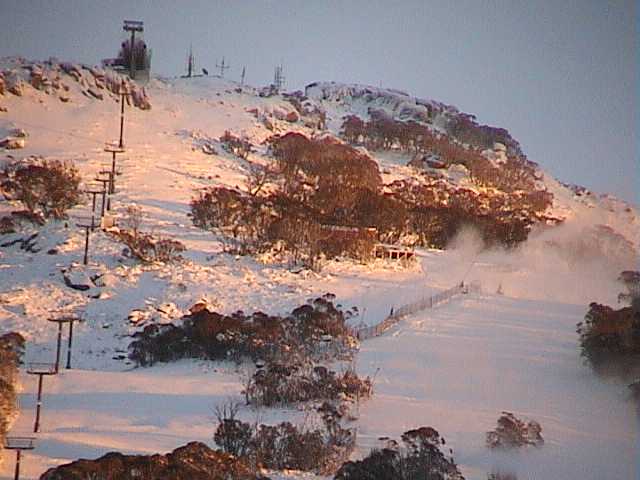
[
  {"left": 187, "top": 44, "right": 195, "bottom": 78},
  {"left": 216, "top": 57, "right": 230, "bottom": 78}
]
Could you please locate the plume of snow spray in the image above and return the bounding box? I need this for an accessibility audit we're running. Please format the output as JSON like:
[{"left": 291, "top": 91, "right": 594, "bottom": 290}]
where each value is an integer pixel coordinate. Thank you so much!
[{"left": 447, "top": 220, "right": 638, "bottom": 305}]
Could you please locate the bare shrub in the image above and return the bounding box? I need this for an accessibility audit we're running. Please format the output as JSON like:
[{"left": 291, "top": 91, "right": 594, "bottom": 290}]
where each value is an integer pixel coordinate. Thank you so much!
[
  {"left": 213, "top": 400, "right": 253, "bottom": 458},
  {"left": 114, "top": 229, "right": 185, "bottom": 263},
  {"left": 190, "top": 186, "right": 266, "bottom": 255},
  {"left": 120, "top": 205, "right": 143, "bottom": 238},
  {"left": 1, "top": 157, "right": 81, "bottom": 219},
  {"left": 486, "top": 412, "right": 543, "bottom": 449},
  {"left": 0, "top": 216, "right": 16, "bottom": 234},
  {"left": 220, "top": 130, "right": 252, "bottom": 159},
  {"left": 113, "top": 205, "right": 185, "bottom": 263},
  {"left": 244, "top": 162, "right": 278, "bottom": 197}
]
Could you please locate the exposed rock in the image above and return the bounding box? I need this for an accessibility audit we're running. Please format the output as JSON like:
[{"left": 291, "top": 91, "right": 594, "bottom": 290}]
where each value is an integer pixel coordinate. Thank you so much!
[
  {"left": 130, "top": 87, "right": 151, "bottom": 110},
  {"left": 30, "top": 66, "right": 44, "bottom": 90},
  {"left": 128, "top": 309, "right": 151, "bottom": 325},
  {"left": 262, "top": 116, "right": 274, "bottom": 131},
  {"left": 0, "top": 137, "right": 25, "bottom": 149},
  {"left": 92, "top": 272, "right": 117, "bottom": 288},
  {"left": 60, "top": 62, "right": 83, "bottom": 82},
  {"left": 39, "top": 441, "right": 269, "bottom": 480},
  {"left": 493, "top": 142, "right": 507, "bottom": 152},
  {"left": 202, "top": 143, "right": 217, "bottom": 155},
  {"left": 0, "top": 217, "right": 16, "bottom": 234},
  {"left": 1, "top": 59, "right": 151, "bottom": 110},
  {"left": 408, "top": 155, "right": 446, "bottom": 170},
  {"left": 426, "top": 159, "right": 447, "bottom": 169},
  {"left": 285, "top": 110, "right": 299, "bottom": 122},
  {"left": 62, "top": 268, "right": 93, "bottom": 291},
  {"left": 4, "top": 72, "right": 25, "bottom": 96},
  {"left": 9, "top": 128, "right": 27, "bottom": 138},
  {"left": 86, "top": 87, "right": 104, "bottom": 100},
  {"left": 272, "top": 108, "right": 288, "bottom": 121},
  {"left": 10, "top": 210, "right": 45, "bottom": 226},
  {"left": 188, "top": 298, "right": 217, "bottom": 315}
]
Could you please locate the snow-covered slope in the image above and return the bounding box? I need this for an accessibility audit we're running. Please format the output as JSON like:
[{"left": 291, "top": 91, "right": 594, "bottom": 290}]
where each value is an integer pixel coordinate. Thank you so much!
[{"left": 0, "top": 58, "right": 638, "bottom": 479}]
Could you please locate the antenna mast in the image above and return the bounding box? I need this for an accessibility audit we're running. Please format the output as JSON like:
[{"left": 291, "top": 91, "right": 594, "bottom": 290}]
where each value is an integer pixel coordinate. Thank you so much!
[
  {"left": 187, "top": 44, "right": 195, "bottom": 78},
  {"left": 216, "top": 57, "right": 230, "bottom": 78},
  {"left": 273, "top": 64, "right": 285, "bottom": 92}
]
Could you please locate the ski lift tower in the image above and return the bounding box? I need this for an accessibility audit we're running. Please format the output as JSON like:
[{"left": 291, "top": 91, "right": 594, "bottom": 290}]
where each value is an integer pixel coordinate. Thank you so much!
[
  {"left": 102, "top": 20, "right": 151, "bottom": 82},
  {"left": 4, "top": 437, "right": 35, "bottom": 480},
  {"left": 123, "top": 20, "right": 144, "bottom": 80}
]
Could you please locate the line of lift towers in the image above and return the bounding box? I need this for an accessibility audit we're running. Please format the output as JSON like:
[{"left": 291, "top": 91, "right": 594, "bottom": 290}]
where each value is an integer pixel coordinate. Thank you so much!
[
  {"left": 3, "top": 20, "right": 289, "bottom": 478},
  {"left": 5, "top": 84, "right": 131, "bottom": 480},
  {"left": 5, "top": 94, "right": 130, "bottom": 480},
  {"left": 4, "top": 24, "right": 136, "bottom": 479}
]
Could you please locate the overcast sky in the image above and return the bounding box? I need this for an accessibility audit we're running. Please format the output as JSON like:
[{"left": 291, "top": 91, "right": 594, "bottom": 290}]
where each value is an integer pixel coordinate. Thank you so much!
[{"left": 0, "top": 0, "right": 637, "bottom": 203}]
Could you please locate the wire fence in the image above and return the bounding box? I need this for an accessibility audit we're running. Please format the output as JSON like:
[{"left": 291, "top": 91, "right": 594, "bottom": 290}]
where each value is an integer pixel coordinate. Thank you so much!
[{"left": 352, "top": 281, "right": 481, "bottom": 341}]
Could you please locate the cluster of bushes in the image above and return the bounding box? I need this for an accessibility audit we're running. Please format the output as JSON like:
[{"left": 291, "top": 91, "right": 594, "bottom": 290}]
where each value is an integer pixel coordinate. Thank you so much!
[
  {"left": 214, "top": 401, "right": 355, "bottom": 475},
  {"left": 577, "top": 303, "right": 640, "bottom": 374},
  {"left": 246, "top": 362, "right": 372, "bottom": 407},
  {"left": 485, "top": 412, "right": 543, "bottom": 449},
  {"left": 341, "top": 112, "right": 540, "bottom": 194},
  {"left": 1, "top": 157, "right": 81, "bottom": 220},
  {"left": 41, "top": 441, "right": 268, "bottom": 480},
  {"left": 335, "top": 426, "right": 465, "bottom": 480},
  {"left": 577, "top": 270, "right": 640, "bottom": 376},
  {"left": 129, "top": 295, "right": 357, "bottom": 367},
  {"left": 192, "top": 131, "right": 550, "bottom": 261},
  {"left": 191, "top": 133, "right": 383, "bottom": 266},
  {"left": 446, "top": 112, "right": 523, "bottom": 157},
  {"left": 0, "top": 332, "right": 24, "bottom": 464},
  {"left": 384, "top": 179, "right": 550, "bottom": 248}
]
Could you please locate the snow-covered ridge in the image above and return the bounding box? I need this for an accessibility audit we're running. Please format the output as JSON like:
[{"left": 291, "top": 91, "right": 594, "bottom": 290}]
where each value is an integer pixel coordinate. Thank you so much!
[
  {"left": 305, "top": 81, "right": 453, "bottom": 117},
  {"left": 0, "top": 56, "right": 150, "bottom": 110},
  {"left": 305, "top": 80, "right": 450, "bottom": 131}
]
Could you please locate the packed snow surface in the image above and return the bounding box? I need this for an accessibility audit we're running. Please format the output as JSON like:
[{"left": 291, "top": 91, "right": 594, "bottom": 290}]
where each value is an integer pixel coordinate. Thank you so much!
[{"left": 1, "top": 63, "right": 638, "bottom": 479}]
